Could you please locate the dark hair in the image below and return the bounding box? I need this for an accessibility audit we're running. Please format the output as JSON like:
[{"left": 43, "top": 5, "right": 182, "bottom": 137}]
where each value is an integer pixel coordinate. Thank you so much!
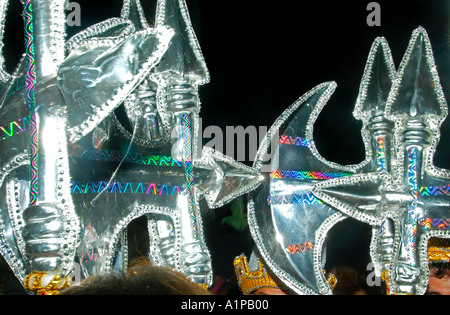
[
  {"left": 429, "top": 262, "right": 450, "bottom": 279},
  {"left": 331, "top": 266, "right": 368, "bottom": 295},
  {"left": 59, "top": 265, "right": 211, "bottom": 295}
]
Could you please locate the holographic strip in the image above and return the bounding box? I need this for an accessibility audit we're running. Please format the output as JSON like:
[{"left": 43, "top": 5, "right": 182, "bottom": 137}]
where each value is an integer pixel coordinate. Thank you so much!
[
  {"left": 271, "top": 170, "right": 351, "bottom": 180},
  {"left": 24, "top": 0, "right": 38, "bottom": 205},
  {"left": 406, "top": 147, "right": 419, "bottom": 266},
  {"left": 405, "top": 209, "right": 418, "bottom": 266},
  {"left": 407, "top": 148, "right": 419, "bottom": 199},
  {"left": 376, "top": 136, "right": 387, "bottom": 172},
  {"left": 146, "top": 114, "right": 158, "bottom": 140},
  {"left": 279, "top": 135, "right": 311, "bottom": 147},
  {"left": 268, "top": 194, "right": 323, "bottom": 205},
  {"left": 286, "top": 242, "right": 314, "bottom": 255},
  {"left": 419, "top": 218, "right": 450, "bottom": 230},
  {"left": 420, "top": 185, "right": 450, "bottom": 196},
  {"left": 182, "top": 113, "right": 199, "bottom": 240},
  {"left": 69, "top": 144, "right": 182, "bottom": 167},
  {"left": 71, "top": 181, "right": 185, "bottom": 196},
  {"left": 0, "top": 116, "right": 31, "bottom": 141}
]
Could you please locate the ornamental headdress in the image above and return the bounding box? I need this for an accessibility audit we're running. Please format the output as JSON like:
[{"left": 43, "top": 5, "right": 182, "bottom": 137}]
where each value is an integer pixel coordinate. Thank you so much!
[
  {"left": 0, "top": 0, "right": 262, "bottom": 294},
  {"left": 233, "top": 253, "right": 280, "bottom": 295},
  {"left": 427, "top": 238, "right": 450, "bottom": 264},
  {"left": 245, "top": 26, "right": 449, "bottom": 295}
]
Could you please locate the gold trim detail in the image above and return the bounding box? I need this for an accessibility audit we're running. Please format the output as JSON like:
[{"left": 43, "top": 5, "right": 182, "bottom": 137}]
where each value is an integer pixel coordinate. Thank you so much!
[
  {"left": 428, "top": 238, "right": 450, "bottom": 263},
  {"left": 326, "top": 272, "right": 337, "bottom": 291},
  {"left": 24, "top": 272, "right": 70, "bottom": 295},
  {"left": 381, "top": 269, "right": 391, "bottom": 295},
  {"left": 233, "top": 254, "right": 279, "bottom": 295}
]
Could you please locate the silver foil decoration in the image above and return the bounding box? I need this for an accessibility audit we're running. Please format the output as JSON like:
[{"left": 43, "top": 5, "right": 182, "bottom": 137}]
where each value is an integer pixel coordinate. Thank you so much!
[
  {"left": 313, "top": 27, "right": 449, "bottom": 295},
  {"left": 248, "top": 27, "right": 449, "bottom": 295},
  {"left": 248, "top": 82, "right": 351, "bottom": 295},
  {"left": 0, "top": 0, "right": 31, "bottom": 284},
  {"left": 0, "top": 0, "right": 262, "bottom": 291},
  {"left": 21, "top": 0, "right": 80, "bottom": 280}
]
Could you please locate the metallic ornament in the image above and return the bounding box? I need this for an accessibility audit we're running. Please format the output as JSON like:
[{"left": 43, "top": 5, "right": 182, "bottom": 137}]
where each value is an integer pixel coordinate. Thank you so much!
[
  {"left": 0, "top": 0, "right": 262, "bottom": 293},
  {"left": 313, "top": 27, "right": 449, "bottom": 295},
  {"left": 247, "top": 27, "right": 449, "bottom": 295},
  {"left": 248, "top": 81, "right": 350, "bottom": 295}
]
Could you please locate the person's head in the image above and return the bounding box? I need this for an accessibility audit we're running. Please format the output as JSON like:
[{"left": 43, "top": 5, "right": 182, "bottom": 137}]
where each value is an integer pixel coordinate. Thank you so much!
[
  {"left": 330, "top": 266, "right": 368, "bottom": 295},
  {"left": 59, "top": 264, "right": 211, "bottom": 295},
  {"left": 426, "top": 238, "right": 450, "bottom": 295},
  {"left": 427, "top": 262, "right": 450, "bottom": 295}
]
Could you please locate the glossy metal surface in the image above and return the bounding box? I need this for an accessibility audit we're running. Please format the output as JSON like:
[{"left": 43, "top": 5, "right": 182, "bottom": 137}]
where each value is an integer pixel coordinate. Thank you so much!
[
  {"left": 248, "top": 29, "right": 449, "bottom": 295},
  {"left": 249, "top": 82, "right": 351, "bottom": 295},
  {"left": 0, "top": 0, "right": 262, "bottom": 291},
  {"left": 248, "top": 37, "right": 397, "bottom": 295},
  {"left": 313, "top": 28, "right": 450, "bottom": 295}
]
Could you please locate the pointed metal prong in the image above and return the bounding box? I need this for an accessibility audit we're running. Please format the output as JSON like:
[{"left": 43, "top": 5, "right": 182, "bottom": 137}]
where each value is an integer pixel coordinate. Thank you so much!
[
  {"left": 386, "top": 26, "right": 448, "bottom": 120},
  {"left": 196, "top": 147, "right": 263, "bottom": 209},
  {"left": 121, "top": 0, "right": 149, "bottom": 30},
  {"left": 354, "top": 36, "right": 396, "bottom": 121},
  {"left": 153, "top": 0, "right": 209, "bottom": 84}
]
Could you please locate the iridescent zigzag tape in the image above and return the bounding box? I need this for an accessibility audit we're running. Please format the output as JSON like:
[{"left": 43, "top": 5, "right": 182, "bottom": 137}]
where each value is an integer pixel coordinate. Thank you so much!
[
  {"left": 279, "top": 135, "right": 311, "bottom": 147},
  {"left": 376, "top": 136, "right": 387, "bottom": 172},
  {"left": 407, "top": 148, "right": 419, "bottom": 199},
  {"left": 268, "top": 193, "right": 323, "bottom": 205},
  {"left": 419, "top": 218, "right": 450, "bottom": 230},
  {"left": 70, "top": 180, "right": 185, "bottom": 196},
  {"left": 420, "top": 185, "right": 450, "bottom": 196},
  {"left": 0, "top": 122, "right": 182, "bottom": 168},
  {"left": 269, "top": 171, "right": 351, "bottom": 205},
  {"left": 0, "top": 116, "right": 31, "bottom": 141},
  {"left": 285, "top": 242, "right": 314, "bottom": 255},
  {"left": 69, "top": 144, "right": 182, "bottom": 167},
  {"left": 181, "top": 113, "right": 200, "bottom": 241},
  {"left": 281, "top": 134, "right": 385, "bottom": 173},
  {"left": 271, "top": 170, "right": 352, "bottom": 180},
  {"left": 24, "top": 0, "right": 38, "bottom": 206}
]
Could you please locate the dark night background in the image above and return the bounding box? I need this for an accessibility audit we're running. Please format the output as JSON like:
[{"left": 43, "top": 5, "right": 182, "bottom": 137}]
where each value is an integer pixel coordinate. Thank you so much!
[{"left": 0, "top": 0, "right": 449, "bottom": 295}]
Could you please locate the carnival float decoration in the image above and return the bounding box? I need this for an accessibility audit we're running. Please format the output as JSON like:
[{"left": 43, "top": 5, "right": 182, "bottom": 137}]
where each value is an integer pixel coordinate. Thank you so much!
[
  {"left": 0, "top": 0, "right": 262, "bottom": 294},
  {"left": 244, "top": 26, "right": 449, "bottom": 295},
  {"left": 0, "top": 0, "right": 447, "bottom": 297}
]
